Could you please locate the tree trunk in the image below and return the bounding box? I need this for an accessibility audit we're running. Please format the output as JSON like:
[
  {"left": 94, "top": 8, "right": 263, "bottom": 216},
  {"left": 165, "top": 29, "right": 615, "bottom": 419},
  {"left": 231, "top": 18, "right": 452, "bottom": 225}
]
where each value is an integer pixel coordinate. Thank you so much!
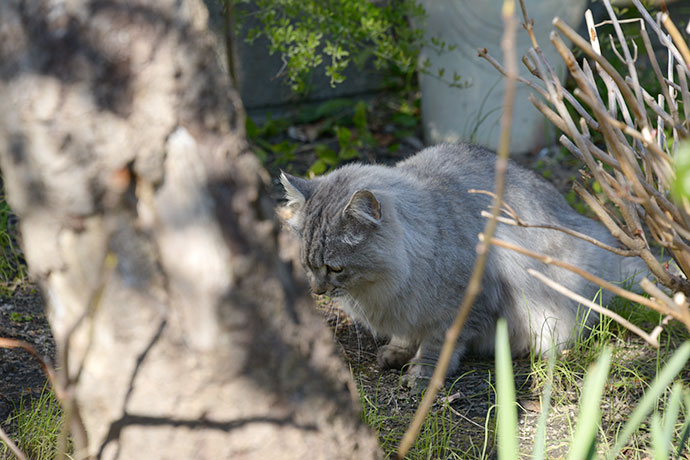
[{"left": 0, "top": 1, "right": 380, "bottom": 458}]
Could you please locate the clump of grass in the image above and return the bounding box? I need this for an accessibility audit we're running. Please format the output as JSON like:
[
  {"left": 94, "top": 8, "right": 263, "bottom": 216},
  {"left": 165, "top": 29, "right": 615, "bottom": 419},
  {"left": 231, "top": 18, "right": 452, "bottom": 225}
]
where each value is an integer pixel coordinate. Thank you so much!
[
  {"left": 523, "top": 289, "right": 690, "bottom": 458},
  {"left": 0, "top": 185, "right": 26, "bottom": 295},
  {"left": 358, "top": 372, "right": 485, "bottom": 459},
  {"left": 496, "top": 312, "right": 690, "bottom": 460},
  {"left": 0, "top": 386, "right": 66, "bottom": 460}
]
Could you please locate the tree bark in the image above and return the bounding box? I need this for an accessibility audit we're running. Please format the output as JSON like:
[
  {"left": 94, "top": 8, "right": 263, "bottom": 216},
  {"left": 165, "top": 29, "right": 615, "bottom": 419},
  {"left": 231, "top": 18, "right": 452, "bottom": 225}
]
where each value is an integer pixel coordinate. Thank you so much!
[{"left": 0, "top": 1, "right": 380, "bottom": 458}]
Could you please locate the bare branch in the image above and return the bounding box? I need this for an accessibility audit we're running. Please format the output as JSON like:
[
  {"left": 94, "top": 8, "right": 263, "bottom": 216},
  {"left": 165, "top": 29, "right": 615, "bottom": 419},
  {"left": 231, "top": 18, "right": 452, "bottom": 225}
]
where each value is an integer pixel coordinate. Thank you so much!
[
  {"left": 397, "top": 1, "right": 518, "bottom": 456},
  {"left": 631, "top": 0, "right": 690, "bottom": 78},
  {"left": 602, "top": 0, "right": 645, "bottom": 109},
  {"left": 478, "top": 48, "right": 548, "bottom": 99},
  {"left": 640, "top": 278, "right": 684, "bottom": 316},
  {"left": 639, "top": 24, "right": 682, "bottom": 129},
  {"left": 661, "top": 12, "right": 690, "bottom": 71},
  {"left": 479, "top": 209, "right": 639, "bottom": 256},
  {"left": 553, "top": 17, "right": 652, "bottom": 139}
]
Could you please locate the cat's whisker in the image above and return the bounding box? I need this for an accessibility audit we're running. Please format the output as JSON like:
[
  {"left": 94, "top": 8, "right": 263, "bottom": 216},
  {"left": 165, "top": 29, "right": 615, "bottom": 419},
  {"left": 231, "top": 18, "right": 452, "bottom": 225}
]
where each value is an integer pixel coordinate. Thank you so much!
[
  {"left": 351, "top": 320, "right": 363, "bottom": 364},
  {"left": 345, "top": 295, "right": 371, "bottom": 363},
  {"left": 333, "top": 306, "right": 341, "bottom": 341}
]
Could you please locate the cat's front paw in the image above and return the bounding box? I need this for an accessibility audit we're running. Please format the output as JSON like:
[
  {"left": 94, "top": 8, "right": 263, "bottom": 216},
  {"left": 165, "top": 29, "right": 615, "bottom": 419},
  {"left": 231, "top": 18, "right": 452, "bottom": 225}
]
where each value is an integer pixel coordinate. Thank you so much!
[
  {"left": 401, "top": 364, "right": 433, "bottom": 393},
  {"left": 377, "top": 343, "right": 415, "bottom": 369}
]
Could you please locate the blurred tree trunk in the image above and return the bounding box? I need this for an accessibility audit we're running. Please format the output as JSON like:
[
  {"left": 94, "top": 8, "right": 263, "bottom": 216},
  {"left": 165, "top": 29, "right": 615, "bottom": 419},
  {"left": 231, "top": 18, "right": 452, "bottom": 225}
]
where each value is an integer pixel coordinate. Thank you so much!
[{"left": 0, "top": 1, "right": 379, "bottom": 459}]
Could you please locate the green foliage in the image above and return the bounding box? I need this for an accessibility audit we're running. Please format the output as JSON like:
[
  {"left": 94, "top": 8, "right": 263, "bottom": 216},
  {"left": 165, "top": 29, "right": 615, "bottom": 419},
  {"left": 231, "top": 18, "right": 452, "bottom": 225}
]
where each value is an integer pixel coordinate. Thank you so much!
[
  {"left": 246, "top": 94, "right": 420, "bottom": 176},
  {"left": 0, "top": 387, "right": 66, "bottom": 460},
  {"left": 232, "top": 0, "right": 426, "bottom": 93},
  {"left": 8, "top": 311, "right": 33, "bottom": 323},
  {"left": 0, "top": 187, "right": 26, "bottom": 294},
  {"left": 673, "top": 140, "right": 690, "bottom": 200}
]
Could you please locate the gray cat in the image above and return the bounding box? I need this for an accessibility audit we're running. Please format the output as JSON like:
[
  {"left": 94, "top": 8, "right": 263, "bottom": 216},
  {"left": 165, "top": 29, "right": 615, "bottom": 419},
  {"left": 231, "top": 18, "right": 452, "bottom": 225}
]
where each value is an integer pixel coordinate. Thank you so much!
[{"left": 280, "top": 143, "right": 643, "bottom": 386}]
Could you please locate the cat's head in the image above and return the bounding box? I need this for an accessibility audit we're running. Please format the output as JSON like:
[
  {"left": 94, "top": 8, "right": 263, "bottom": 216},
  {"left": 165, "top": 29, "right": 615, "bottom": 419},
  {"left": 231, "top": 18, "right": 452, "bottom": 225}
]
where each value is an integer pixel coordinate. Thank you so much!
[{"left": 279, "top": 170, "right": 389, "bottom": 297}]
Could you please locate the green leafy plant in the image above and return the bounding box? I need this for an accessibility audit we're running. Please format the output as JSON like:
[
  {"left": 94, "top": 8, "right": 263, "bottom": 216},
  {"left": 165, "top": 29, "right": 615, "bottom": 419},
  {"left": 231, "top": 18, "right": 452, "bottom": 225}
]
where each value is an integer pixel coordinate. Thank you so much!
[
  {"left": 231, "top": 0, "right": 426, "bottom": 93},
  {"left": 8, "top": 311, "right": 33, "bottom": 323},
  {"left": 247, "top": 94, "right": 420, "bottom": 176}
]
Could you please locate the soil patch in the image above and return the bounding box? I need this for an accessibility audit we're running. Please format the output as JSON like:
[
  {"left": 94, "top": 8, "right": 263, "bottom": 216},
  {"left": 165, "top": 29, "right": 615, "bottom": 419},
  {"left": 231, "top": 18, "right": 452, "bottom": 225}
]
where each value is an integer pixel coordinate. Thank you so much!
[{"left": 0, "top": 287, "right": 53, "bottom": 430}]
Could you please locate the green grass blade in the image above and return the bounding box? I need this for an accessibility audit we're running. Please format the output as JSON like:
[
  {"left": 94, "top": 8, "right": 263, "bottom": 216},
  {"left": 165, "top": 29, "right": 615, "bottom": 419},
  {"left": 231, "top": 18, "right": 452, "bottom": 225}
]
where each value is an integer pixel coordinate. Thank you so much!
[
  {"left": 608, "top": 341, "right": 690, "bottom": 460},
  {"left": 531, "top": 348, "right": 556, "bottom": 460},
  {"left": 658, "top": 382, "right": 684, "bottom": 460},
  {"left": 651, "top": 411, "right": 667, "bottom": 460},
  {"left": 496, "top": 318, "right": 519, "bottom": 460},
  {"left": 674, "top": 392, "right": 690, "bottom": 460},
  {"left": 664, "top": 383, "right": 683, "bottom": 435},
  {"left": 567, "top": 347, "right": 612, "bottom": 460}
]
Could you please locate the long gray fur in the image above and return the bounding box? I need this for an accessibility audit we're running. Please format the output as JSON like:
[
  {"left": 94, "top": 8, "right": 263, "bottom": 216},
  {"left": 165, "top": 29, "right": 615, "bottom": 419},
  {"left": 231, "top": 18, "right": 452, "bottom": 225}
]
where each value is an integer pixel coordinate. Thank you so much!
[{"left": 280, "top": 143, "right": 644, "bottom": 385}]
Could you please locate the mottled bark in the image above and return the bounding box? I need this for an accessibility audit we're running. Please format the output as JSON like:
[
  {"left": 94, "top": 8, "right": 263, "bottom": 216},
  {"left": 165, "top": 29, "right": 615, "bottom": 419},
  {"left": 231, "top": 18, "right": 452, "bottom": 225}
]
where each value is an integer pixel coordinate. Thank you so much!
[{"left": 0, "top": 1, "right": 379, "bottom": 458}]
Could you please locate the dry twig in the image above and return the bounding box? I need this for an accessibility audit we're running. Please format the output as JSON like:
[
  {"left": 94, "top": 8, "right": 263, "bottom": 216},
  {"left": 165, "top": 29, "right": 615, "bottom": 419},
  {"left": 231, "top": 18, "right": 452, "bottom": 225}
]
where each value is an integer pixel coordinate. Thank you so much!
[{"left": 396, "top": 0, "right": 518, "bottom": 456}]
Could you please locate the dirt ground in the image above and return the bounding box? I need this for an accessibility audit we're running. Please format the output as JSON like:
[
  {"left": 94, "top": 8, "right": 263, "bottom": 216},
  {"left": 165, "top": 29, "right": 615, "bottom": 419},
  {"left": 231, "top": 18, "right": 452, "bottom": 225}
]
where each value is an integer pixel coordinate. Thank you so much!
[{"left": 0, "top": 287, "right": 53, "bottom": 430}]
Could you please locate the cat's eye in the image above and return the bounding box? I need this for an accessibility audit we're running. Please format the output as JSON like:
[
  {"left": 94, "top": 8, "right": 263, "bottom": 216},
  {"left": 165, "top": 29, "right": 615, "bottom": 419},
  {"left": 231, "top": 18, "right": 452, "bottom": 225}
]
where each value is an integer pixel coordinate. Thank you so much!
[{"left": 326, "top": 265, "right": 343, "bottom": 273}]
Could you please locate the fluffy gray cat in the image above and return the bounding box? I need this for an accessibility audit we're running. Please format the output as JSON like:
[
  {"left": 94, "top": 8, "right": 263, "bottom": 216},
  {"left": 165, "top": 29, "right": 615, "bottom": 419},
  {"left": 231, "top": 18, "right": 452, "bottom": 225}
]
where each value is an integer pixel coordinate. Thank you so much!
[{"left": 280, "top": 143, "right": 643, "bottom": 386}]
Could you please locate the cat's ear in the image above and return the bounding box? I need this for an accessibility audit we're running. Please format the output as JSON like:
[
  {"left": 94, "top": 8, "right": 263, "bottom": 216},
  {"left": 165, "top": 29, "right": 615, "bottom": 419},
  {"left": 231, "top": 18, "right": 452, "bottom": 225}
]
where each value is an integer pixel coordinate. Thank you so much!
[
  {"left": 280, "top": 171, "right": 314, "bottom": 208},
  {"left": 343, "top": 190, "right": 381, "bottom": 226}
]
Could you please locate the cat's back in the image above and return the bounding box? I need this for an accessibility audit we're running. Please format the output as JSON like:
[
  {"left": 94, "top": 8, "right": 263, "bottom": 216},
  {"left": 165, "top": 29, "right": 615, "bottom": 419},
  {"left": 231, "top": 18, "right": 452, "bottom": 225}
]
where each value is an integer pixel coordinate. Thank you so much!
[
  {"left": 396, "top": 143, "right": 490, "bottom": 185},
  {"left": 395, "top": 143, "right": 578, "bottom": 224}
]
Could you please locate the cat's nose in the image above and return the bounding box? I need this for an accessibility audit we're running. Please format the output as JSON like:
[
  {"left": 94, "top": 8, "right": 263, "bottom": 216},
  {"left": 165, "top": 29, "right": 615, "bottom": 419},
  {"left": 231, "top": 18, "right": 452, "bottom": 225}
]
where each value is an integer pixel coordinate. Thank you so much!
[
  {"left": 310, "top": 280, "right": 328, "bottom": 295},
  {"left": 312, "top": 286, "right": 327, "bottom": 295}
]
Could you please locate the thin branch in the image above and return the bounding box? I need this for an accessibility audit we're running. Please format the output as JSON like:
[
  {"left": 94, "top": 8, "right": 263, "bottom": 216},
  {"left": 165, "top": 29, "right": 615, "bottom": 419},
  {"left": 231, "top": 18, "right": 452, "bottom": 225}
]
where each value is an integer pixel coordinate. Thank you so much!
[
  {"left": 677, "top": 63, "right": 690, "bottom": 120},
  {"left": 602, "top": 0, "right": 645, "bottom": 110},
  {"left": 468, "top": 189, "right": 521, "bottom": 221},
  {"left": 478, "top": 48, "right": 548, "bottom": 99},
  {"left": 649, "top": 315, "right": 674, "bottom": 344},
  {"left": 607, "top": 33, "right": 639, "bottom": 65},
  {"left": 640, "top": 278, "right": 681, "bottom": 314},
  {"left": 529, "top": 94, "right": 569, "bottom": 133},
  {"left": 661, "top": 12, "right": 690, "bottom": 70},
  {"left": 479, "top": 48, "right": 599, "bottom": 130},
  {"left": 631, "top": 0, "right": 690, "bottom": 78},
  {"left": 572, "top": 182, "right": 642, "bottom": 251},
  {"left": 527, "top": 269, "right": 660, "bottom": 348},
  {"left": 396, "top": 1, "right": 518, "bottom": 456},
  {"left": 470, "top": 187, "right": 640, "bottom": 257},
  {"left": 553, "top": 17, "right": 652, "bottom": 140},
  {"left": 639, "top": 23, "right": 682, "bottom": 129},
  {"left": 636, "top": 81, "right": 688, "bottom": 138},
  {"left": 478, "top": 209, "right": 640, "bottom": 256}
]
